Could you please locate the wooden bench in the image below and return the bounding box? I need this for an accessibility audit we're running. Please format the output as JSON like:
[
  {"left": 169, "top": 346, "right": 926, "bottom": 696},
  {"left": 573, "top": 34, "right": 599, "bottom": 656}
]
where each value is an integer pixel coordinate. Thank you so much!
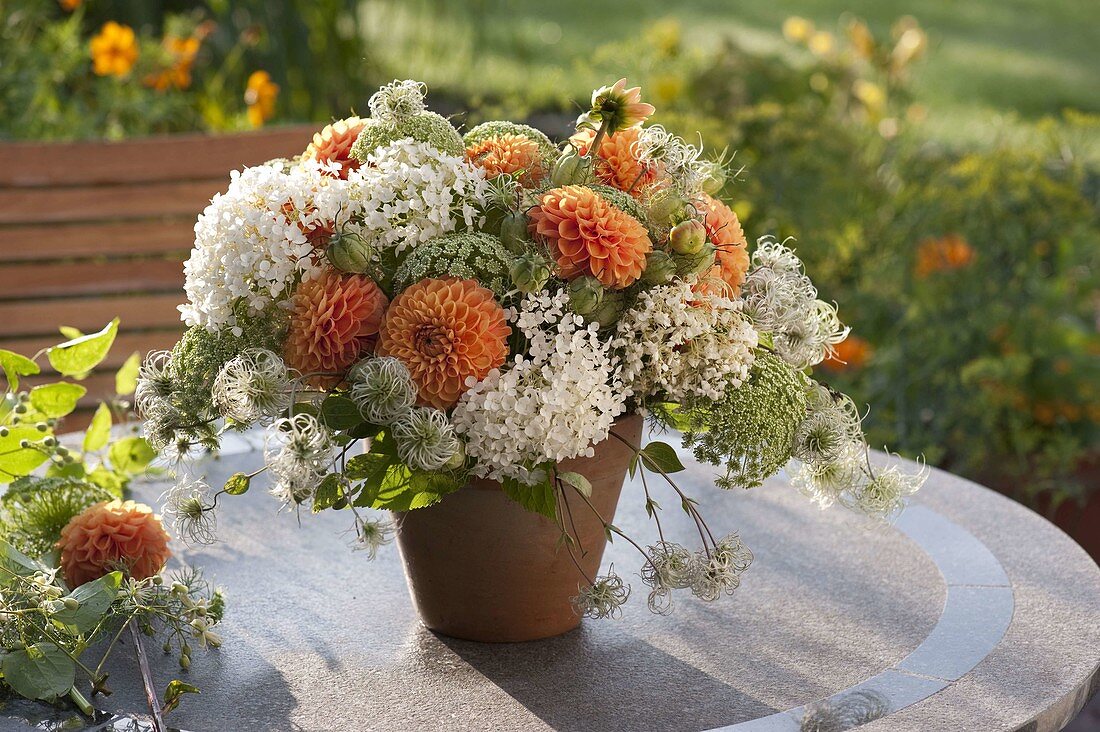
[{"left": 0, "top": 125, "right": 315, "bottom": 426}]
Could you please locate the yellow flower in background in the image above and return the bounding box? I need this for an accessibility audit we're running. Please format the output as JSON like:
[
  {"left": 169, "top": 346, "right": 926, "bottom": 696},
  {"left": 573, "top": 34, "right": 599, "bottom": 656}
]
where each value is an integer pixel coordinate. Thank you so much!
[
  {"left": 245, "top": 70, "right": 279, "bottom": 127},
  {"left": 645, "top": 18, "right": 682, "bottom": 58},
  {"left": 146, "top": 35, "right": 201, "bottom": 91},
  {"left": 808, "top": 31, "right": 836, "bottom": 57},
  {"left": 782, "top": 16, "right": 814, "bottom": 44},
  {"left": 847, "top": 19, "right": 876, "bottom": 60},
  {"left": 58, "top": 0, "right": 81, "bottom": 10},
  {"left": 853, "top": 79, "right": 886, "bottom": 116},
  {"left": 651, "top": 73, "right": 684, "bottom": 106},
  {"left": 90, "top": 21, "right": 139, "bottom": 78}
]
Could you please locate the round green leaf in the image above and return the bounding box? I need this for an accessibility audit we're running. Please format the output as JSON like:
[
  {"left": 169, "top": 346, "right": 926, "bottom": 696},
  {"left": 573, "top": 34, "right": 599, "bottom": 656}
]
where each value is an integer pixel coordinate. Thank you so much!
[
  {"left": 0, "top": 425, "right": 50, "bottom": 483},
  {"left": 46, "top": 318, "right": 118, "bottom": 377},
  {"left": 0, "top": 349, "right": 40, "bottom": 391},
  {"left": 224, "top": 472, "right": 251, "bottom": 495},
  {"left": 83, "top": 402, "right": 113, "bottom": 452},
  {"left": 107, "top": 436, "right": 155, "bottom": 475},
  {"left": 1, "top": 643, "right": 77, "bottom": 700},
  {"left": 115, "top": 351, "right": 141, "bottom": 396},
  {"left": 29, "top": 383, "right": 87, "bottom": 419}
]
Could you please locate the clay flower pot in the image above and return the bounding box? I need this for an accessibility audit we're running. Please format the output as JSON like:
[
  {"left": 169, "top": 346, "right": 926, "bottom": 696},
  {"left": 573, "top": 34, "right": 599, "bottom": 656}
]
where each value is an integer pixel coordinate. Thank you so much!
[{"left": 393, "top": 413, "right": 644, "bottom": 642}]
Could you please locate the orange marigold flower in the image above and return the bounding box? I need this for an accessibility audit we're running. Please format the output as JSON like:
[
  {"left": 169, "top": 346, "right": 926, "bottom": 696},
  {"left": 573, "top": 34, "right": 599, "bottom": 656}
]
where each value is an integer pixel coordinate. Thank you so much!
[
  {"left": 465, "top": 133, "right": 547, "bottom": 185},
  {"left": 245, "top": 70, "right": 279, "bottom": 128},
  {"left": 145, "top": 35, "right": 200, "bottom": 92},
  {"left": 378, "top": 277, "right": 510, "bottom": 410},
  {"left": 90, "top": 22, "right": 139, "bottom": 78},
  {"left": 695, "top": 193, "right": 750, "bottom": 297},
  {"left": 915, "top": 233, "right": 976, "bottom": 277},
  {"left": 59, "top": 0, "right": 81, "bottom": 10},
  {"left": 58, "top": 500, "right": 171, "bottom": 588},
  {"left": 304, "top": 116, "right": 368, "bottom": 179},
  {"left": 569, "top": 127, "right": 660, "bottom": 199},
  {"left": 529, "top": 185, "right": 652, "bottom": 289},
  {"left": 285, "top": 269, "right": 389, "bottom": 387},
  {"left": 822, "top": 334, "right": 873, "bottom": 370}
]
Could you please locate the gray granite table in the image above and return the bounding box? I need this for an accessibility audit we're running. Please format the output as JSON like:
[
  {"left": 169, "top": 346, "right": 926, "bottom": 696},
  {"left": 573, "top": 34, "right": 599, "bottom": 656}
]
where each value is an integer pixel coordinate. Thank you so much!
[{"left": 6, "top": 433, "right": 1099, "bottom": 732}]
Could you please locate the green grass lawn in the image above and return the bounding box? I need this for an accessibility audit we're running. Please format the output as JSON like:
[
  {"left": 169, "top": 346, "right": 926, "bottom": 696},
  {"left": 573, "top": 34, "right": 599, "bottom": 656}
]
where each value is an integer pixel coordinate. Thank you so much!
[{"left": 360, "top": 0, "right": 1100, "bottom": 152}]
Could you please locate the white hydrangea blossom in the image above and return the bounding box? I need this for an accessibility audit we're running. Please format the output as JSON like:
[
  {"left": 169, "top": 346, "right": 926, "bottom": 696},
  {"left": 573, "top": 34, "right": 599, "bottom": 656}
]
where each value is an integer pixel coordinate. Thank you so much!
[
  {"left": 452, "top": 290, "right": 627, "bottom": 484},
  {"left": 354, "top": 138, "right": 488, "bottom": 255},
  {"left": 612, "top": 281, "right": 758, "bottom": 404}
]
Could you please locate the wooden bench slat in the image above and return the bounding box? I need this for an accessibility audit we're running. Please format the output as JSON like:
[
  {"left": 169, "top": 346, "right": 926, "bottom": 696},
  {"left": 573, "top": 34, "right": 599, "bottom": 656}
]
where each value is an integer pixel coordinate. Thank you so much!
[
  {"left": 0, "top": 125, "right": 316, "bottom": 188},
  {"left": 1, "top": 330, "right": 184, "bottom": 372},
  {"left": 0, "top": 258, "right": 184, "bottom": 300},
  {"left": 0, "top": 220, "right": 195, "bottom": 263},
  {"left": 0, "top": 180, "right": 222, "bottom": 225},
  {"left": 0, "top": 294, "right": 184, "bottom": 338}
]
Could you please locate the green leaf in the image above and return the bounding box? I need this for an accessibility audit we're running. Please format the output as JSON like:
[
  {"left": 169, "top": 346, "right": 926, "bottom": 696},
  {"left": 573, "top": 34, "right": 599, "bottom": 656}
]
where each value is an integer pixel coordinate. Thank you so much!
[
  {"left": 114, "top": 352, "right": 141, "bottom": 396},
  {"left": 107, "top": 436, "right": 155, "bottom": 475},
  {"left": 347, "top": 422, "right": 382, "bottom": 440},
  {"left": 639, "top": 441, "right": 686, "bottom": 475},
  {"left": 346, "top": 451, "right": 393, "bottom": 483},
  {"left": 1, "top": 644, "right": 76, "bottom": 700},
  {"left": 501, "top": 475, "right": 557, "bottom": 520},
  {"left": 51, "top": 571, "right": 122, "bottom": 635},
  {"left": 46, "top": 318, "right": 118, "bottom": 377},
  {"left": 163, "top": 679, "right": 200, "bottom": 715},
  {"left": 85, "top": 466, "right": 126, "bottom": 496},
  {"left": 0, "top": 425, "right": 50, "bottom": 483},
  {"left": 557, "top": 471, "right": 592, "bottom": 498},
  {"left": 320, "top": 395, "right": 363, "bottom": 430},
  {"left": 0, "top": 539, "right": 49, "bottom": 586},
  {"left": 224, "top": 472, "right": 251, "bottom": 495},
  {"left": 29, "top": 383, "right": 86, "bottom": 419},
  {"left": 312, "top": 473, "right": 342, "bottom": 512},
  {"left": 83, "top": 403, "right": 113, "bottom": 452},
  {"left": 0, "top": 349, "right": 40, "bottom": 391}
]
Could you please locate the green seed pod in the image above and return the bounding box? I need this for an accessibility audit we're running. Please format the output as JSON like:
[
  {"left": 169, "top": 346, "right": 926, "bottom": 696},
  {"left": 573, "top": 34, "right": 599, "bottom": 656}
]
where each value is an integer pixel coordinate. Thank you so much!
[
  {"left": 444, "top": 440, "right": 467, "bottom": 471},
  {"left": 180, "top": 654, "right": 191, "bottom": 671},
  {"left": 567, "top": 276, "right": 605, "bottom": 316},
  {"left": 588, "top": 290, "right": 625, "bottom": 328},
  {"left": 499, "top": 211, "right": 531, "bottom": 254},
  {"left": 674, "top": 243, "right": 717, "bottom": 278},
  {"left": 551, "top": 146, "right": 593, "bottom": 187},
  {"left": 669, "top": 219, "right": 707, "bottom": 255},
  {"left": 698, "top": 160, "right": 727, "bottom": 196},
  {"left": 646, "top": 188, "right": 689, "bottom": 226},
  {"left": 641, "top": 251, "right": 677, "bottom": 285},
  {"left": 326, "top": 231, "right": 375, "bottom": 274},
  {"left": 509, "top": 253, "right": 552, "bottom": 294},
  {"left": 62, "top": 597, "right": 80, "bottom": 611}
]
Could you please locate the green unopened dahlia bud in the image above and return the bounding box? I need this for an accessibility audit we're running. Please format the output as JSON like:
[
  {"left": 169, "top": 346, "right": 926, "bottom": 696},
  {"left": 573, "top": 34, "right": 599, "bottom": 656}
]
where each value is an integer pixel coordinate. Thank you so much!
[
  {"left": 669, "top": 219, "right": 707, "bottom": 255},
  {"left": 551, "top": 146, "right": 593, "bottom": 187},
  {"left": 499, "top": 211, "right": 531, "bottom": 254},
  {"left": 326, "top": 231, "right": 375, "bottom": 274},
  {"left": 509, "top": 253, "right": 551, "bottom": 294},
  {"left": 698, "top": 160, "right": 727, "bottom": 195},
  {"left": 674, "top": 243, "right": 716, "bottom": 278},
  {"left": 641, "top": 251, "right": 677, "bottom": 285},
  {"left": 568, "top": 276, "right": 605, "bottom": 316},
  {"left": 589, "top": 290, "right": 625, "bottom": 328}
]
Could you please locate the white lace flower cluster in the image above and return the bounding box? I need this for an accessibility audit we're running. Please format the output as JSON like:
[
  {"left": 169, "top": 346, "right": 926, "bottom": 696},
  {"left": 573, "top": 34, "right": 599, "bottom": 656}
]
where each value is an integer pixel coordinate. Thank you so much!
[
  {"left": 612, "top": 281, "right": 758, "bottom": 405},
  {"left": 182, "top": 160, "right": 351, "bottom": 332},
  {"left": 452, "top": 289, "right": 626, "bottom": 484},
  {"left": 354, "top": 138, "right": 488, "bottom": 255},
  {"left": 741, "top": 238, "right": 849, "bottom": 370}
]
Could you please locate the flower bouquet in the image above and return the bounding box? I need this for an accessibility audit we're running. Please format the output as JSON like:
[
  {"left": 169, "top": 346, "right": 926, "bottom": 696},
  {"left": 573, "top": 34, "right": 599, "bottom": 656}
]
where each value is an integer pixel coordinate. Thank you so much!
[{"left": 143, "top": 78, "right": 926, "bottom": 641}]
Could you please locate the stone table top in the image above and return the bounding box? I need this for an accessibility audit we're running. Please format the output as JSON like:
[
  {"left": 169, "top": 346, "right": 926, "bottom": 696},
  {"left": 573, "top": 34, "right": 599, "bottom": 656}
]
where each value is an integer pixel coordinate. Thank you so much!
[{"left": 6, "top": 433, "right": 1098, "bottom": 732}]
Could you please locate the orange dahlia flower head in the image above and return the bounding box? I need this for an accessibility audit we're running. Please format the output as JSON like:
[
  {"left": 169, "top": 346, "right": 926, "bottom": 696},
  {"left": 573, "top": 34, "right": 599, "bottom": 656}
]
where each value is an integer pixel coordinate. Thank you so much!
[
  {"left": 285, "top": 268, "right": 389, "bottom": 387},
  {"left": 695, "top": 194, "right": 750, "bottom": 297},
  {"left": 304, "top": 117, "right": 369, "bottom": 179},
  {"left": 569, "top": 127, "right": 660, "bottom": 199},
  {"left": 822, "top": 334, "right": 873, "bottom": 370},
  {"left": 465, "top": 133, "right": 548, "bottom": 185},
  {"left": 529, "top": 185, "right": 653, "bottom": 290},
  {"left": 58, "top": 500, "right": 172, "bottom": 588},
  {"left": 378, "top": 277, "right": 510, "bottom": 410}
]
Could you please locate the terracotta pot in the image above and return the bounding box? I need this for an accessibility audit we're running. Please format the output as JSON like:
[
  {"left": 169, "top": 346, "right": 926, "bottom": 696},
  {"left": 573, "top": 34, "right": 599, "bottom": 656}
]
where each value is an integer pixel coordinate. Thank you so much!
[{"left": 393, "top": 413, "right": 644, "bottom": 642}]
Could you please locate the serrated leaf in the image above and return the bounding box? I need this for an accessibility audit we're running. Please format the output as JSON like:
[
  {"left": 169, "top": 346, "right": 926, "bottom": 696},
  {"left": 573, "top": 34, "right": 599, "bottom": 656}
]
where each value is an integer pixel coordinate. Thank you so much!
[
  {"left": 639, "top": 441, "right": 686, "bottom": 475},
  {"left": 223, "top": 472, "right": 251, "bottom": 495},
  {"left": 46, "top": 318, "right": 118, "bottom": 377},
  {"left": 29, "top": 383, "right": 86, "bottom": 419},
  {"left": 83, "top": 403, "right": 113, "bottom": 452},
  {"left": 0, "top": 425, "right": 50, "bottom": 483},
  {"left": 501, "top": 475, "right": 557, "bottom": 520},
  {"left": 51, "top": 571, "right": 122, "bottom": 635},
  {"left": 0, "top": 349, "right": 40, "bottom": 391},
  {"left": 114, "top": 351, "right": 141, "bottom": 395},
  {"left": 107, "top": 436, "right": 155, "bottom": 475},
  {"left": 320, "top": 395, "right": 363, "bottom": 430},
  {"left": 163, "top": 679, "right": 200, "bottom": 715},
  {"left": 1, "top": 644, "right": 76, "bottom": 700},
  {"left": 557, "top": 471, "right": 592, "bottom": 498}
]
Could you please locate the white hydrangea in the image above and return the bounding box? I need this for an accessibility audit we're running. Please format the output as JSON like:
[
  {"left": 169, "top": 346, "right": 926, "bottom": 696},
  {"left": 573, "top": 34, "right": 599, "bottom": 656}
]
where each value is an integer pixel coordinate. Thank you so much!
[
  {"left": 181, "top": 160, "right": 351, "bottom": 332},
  {"left": 612, "top": 281, "right": 758, "bottom": 404},
  {"left": 451, "top": 289, "right": 627, "bottom": 484},
  {"left": 352, "top": 137, "right": 488, "bottom": 256}
]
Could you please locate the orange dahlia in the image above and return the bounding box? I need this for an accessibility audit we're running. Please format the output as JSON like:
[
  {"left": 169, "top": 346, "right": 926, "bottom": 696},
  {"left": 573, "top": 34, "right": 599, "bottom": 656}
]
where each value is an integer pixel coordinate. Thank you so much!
[
  {"left": 377, "top": 277, "right": 510, "bottom": 410},
  {"left": 822, "top": 334, "right": 873, "bottom": 370},
  {"left": 285, "top": 268, "right": 389, "bottom": 386},
  {"left": 529, "top": 185, "right": 652, "bottom": 289},
  {"left": 281, "top": 201, "right": 334, "bottom": 251},
  {"left": 569, "top": 127, "right": 660, "bottom": 199},
  {"left": 304, "top": 116, "right": 368, "bottom": 179},
  {"left": 695, "top": 194, "right": 749, "bottom": 297},
  {"left": 58, "top": 500, "right": 171, "bottom": 588},
  {"left": 465, "top": 133, "right": 547, "bottom": 185},
  {"left": 915, "top": 234, "right": 976, "bottom": 277}
]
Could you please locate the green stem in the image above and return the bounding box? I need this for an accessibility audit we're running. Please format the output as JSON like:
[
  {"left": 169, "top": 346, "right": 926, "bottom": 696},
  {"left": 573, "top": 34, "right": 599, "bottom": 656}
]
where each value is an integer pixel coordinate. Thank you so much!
[{"left": 69, "top": 686, "right": 94, "bottom": 716}]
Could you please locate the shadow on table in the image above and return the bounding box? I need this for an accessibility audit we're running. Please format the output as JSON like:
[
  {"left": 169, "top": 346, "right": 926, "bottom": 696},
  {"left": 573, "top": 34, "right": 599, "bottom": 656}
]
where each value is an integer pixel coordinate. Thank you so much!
[{"left": 434, "top": 625, "right": 778, "bottom": 732}]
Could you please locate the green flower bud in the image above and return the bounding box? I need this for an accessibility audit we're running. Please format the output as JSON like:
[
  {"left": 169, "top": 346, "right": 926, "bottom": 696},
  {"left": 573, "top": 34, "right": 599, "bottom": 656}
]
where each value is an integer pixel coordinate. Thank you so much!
[
  {"left": 444, "top": 440, "right": 467, "bottom": 471},
  {"left": 551, "top": 146, "right": 593, "bottom": 187},
  {"left": 641, "top": 251, "right": 677, "bottom": 285},
  {"left": 14, "top": 404, "right": 27, "bottom": 415},
  {"left": 35, "top": 423, "right": 48, "bottom": 432},
  {"left": 698, "top": 160, "right": 727, "bottom": 196},
  {"left": 509, "top": 253, "right": 552, "bottom": 294},
  {"left": 589, "top": 290, "right": 625, "bottom": 328},
  {"left": 674, "top": 243, "right": 717, "bottom": 278},
  {"left": 62, "top": 597, "right": 80, "bottom": 611},
  {"left": 326, "top": 231, "right": 375, "bottom": 274},
  {"left": 567, "top": 276, "right": 605, "bottom": 316},
  {"left": 180, "top": 654, "right": 191, "bottom": 671},
  {"left": 499, "top": 211, "right": 531, "bottom": 254},
  {"left": 646, "top": 188, "right": 689, "bottom": 226},
  {"left": 0, "top": 427, "right": 8, "bottom": 438},
  {"left": 669, "top": 219, "right": 707, "bottom": 255}
]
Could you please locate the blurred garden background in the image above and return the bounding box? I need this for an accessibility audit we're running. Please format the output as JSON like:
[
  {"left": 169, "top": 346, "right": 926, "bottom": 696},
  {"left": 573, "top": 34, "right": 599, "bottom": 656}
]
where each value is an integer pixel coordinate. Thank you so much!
[{"left": 2, "top": 0, "right": 1098, "bottom": 551}]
